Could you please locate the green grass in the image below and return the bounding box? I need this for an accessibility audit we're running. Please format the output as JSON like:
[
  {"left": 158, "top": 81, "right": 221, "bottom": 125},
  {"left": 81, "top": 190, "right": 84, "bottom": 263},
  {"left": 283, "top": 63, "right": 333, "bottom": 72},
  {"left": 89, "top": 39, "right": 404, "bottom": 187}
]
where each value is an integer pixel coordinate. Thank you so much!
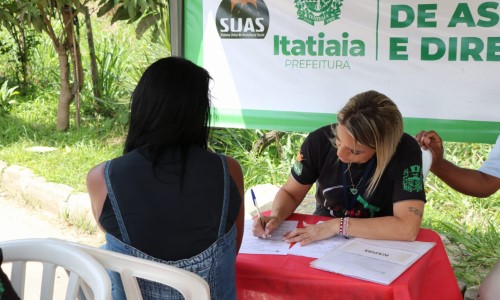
[
  {"left": 0, "top": 96, "right": 125, "bottom": 191},
  {"left": 421, "top": 150, "right": 500, "bottom": 286}
]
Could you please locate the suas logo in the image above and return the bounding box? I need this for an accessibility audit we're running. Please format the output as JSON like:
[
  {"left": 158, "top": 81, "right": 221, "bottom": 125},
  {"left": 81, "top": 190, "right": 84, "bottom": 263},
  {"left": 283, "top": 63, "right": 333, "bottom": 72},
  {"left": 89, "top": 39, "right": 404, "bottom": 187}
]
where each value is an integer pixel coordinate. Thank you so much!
[
  {"left": 294, "top": 0, "right": 344, "bottom": 25},
  {"left": 216, "top": 0, "right": 270, "bottom": 39}
]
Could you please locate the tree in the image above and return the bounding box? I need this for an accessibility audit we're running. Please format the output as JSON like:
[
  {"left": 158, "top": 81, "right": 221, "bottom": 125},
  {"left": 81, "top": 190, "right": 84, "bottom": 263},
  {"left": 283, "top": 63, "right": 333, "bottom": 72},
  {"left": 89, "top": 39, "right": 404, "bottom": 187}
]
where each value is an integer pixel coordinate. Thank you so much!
[
  {"left": 97, "top": 0, "right": 170, "bottom": 42},
  {"left": 1, "top": 0, "right": 91, "bottom": 131},
  {"left": 0, "top": 0, "right": 168, "bottom": 130},
  {"left": 34, "top": 1, "right": 87, "bottom": 130},
  {"left": 0, "top": 1, "right": 37, "bottom": 93}
]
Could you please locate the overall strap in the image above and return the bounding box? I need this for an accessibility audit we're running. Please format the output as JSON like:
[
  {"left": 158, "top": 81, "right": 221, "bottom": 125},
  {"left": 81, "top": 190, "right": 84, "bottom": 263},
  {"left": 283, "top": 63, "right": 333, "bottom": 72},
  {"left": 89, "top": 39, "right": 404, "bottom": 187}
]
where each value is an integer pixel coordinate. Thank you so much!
[
  {"left": 104, "top": 160, "right": 131, "bottom": 244},
  {"left": 216, "top": 153, "right": 231, "bottom": 239}
]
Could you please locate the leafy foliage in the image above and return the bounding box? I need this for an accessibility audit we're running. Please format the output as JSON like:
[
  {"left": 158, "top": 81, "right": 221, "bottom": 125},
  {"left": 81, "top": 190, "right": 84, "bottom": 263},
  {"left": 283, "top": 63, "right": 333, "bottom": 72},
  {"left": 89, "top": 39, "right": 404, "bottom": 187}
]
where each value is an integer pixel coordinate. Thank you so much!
[
  {"left": 97, "top": 0, "right": 169, "bottom": 39},
  {"left": 0, "top": 80, "right": 19, "bottom": 114},
  {"left": 428, "top": 219, "right": 499, "bottom": 285},
  {"left": 209, "top": 128, "right": 307, "bottom": 188},
  {"left": 0, "top": 2, "right": 41, "bottom": 91},
  {"left": 81, "top": 35, "right": 131, "bottom": 118}
]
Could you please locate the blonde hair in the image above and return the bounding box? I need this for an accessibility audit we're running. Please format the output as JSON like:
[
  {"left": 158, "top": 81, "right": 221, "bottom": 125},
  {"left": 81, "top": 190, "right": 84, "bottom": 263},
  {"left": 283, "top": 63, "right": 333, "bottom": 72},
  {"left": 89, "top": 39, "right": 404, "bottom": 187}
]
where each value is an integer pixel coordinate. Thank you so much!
[{"left": 334, "top": 90, "right": 403, "bottom": 197}]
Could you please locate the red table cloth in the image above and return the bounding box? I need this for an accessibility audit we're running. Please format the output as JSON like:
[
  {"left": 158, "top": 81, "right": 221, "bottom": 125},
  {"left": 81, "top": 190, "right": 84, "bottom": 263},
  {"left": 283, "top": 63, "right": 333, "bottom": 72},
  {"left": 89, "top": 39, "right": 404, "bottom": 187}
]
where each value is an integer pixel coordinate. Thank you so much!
[{"left": 236, "top": 213, "right": 462, "bottom": 300}]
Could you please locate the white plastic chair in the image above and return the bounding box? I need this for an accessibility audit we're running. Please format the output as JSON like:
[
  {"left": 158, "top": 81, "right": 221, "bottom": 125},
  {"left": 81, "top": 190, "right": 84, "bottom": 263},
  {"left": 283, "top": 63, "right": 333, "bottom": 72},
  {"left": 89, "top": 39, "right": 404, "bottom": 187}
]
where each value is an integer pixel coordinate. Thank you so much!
[
  {"left": 64, "top": 240, "right": 211, "bottom": 300},
  {"left": 421, "top": 148, "right": 433, "bottom": 182},
  {"left": 0, "top": 238, "right": 111, "bottom": 300}
]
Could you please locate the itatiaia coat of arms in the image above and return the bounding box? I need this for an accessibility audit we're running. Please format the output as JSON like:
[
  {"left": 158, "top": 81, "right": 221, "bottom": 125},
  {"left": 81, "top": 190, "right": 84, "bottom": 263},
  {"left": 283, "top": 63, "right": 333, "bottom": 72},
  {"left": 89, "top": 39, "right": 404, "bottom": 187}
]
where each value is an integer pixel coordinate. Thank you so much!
[{"left": 294, "top": 0, "right": 344, "bottom": 25}]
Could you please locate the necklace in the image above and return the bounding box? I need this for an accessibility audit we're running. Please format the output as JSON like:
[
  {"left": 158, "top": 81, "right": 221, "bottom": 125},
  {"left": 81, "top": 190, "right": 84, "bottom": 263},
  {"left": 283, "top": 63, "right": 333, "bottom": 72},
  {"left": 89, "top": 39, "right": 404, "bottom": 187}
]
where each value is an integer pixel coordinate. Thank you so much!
[
  {"left": 341, "top": 158, "right": 375, "bottom": 211},
  {"left": 346, "top": 166, "right": 362, "bottom": 195}
]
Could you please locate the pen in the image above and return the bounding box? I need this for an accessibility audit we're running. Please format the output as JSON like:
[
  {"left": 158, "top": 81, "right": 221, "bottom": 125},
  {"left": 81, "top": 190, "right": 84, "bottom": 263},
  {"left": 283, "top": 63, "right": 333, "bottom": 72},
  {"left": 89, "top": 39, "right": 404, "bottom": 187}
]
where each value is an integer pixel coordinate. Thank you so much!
[{"left": 251, "top": 189, "right": 266, "bottom": 232}]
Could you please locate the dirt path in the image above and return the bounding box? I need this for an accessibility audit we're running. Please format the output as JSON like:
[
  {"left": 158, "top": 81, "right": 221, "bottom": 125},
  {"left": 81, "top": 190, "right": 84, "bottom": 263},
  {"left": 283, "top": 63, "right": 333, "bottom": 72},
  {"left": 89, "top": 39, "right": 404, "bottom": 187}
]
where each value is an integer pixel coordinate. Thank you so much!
[
  {"left": 0, "top": 189, "right": 104, "bottom": 246},
  {"left": 0, "top": 189, "right": 106, "bottom": 299}
]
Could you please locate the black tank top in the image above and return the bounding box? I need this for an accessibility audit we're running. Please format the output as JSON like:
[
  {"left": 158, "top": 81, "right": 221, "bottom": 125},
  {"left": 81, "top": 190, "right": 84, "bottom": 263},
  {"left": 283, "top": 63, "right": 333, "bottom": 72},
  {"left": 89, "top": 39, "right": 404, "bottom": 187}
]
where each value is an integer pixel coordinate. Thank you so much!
[{"left": 99, "top": 147, "right": 241, "bottom": 261}]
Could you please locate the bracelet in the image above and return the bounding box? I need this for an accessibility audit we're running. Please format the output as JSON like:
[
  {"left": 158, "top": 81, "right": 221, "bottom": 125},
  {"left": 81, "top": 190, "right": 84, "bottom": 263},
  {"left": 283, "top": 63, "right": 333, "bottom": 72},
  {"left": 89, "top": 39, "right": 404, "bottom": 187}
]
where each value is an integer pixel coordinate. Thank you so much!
[
  {"left": 338, "top": 217, "right": 350, "bottom": 237},
  {"left": 339, "top": 217, "right": 344, "bottom": 236},
  {"left": 343, "top": 217, "right": 350, "bottom": 237}
]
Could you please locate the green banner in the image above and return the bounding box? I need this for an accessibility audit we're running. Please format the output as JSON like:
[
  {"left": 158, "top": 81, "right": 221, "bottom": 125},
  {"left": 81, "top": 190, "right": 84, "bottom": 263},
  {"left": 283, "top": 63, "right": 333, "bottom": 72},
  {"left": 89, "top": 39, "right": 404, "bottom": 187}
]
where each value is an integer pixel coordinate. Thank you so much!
[
  {"left": 185, "top": 1, "right": 499, "bottom": 144},
  {"left": 212, "top": 109, "right": 499, "bottom": 144}
]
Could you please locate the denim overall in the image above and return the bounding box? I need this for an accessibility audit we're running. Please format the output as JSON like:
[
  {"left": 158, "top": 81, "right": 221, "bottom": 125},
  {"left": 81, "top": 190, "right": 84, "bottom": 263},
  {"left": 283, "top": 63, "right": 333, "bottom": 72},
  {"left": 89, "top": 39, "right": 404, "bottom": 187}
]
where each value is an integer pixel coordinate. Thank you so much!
[{"left": 103, "top": 153, "right": 237, "bottom": 300}]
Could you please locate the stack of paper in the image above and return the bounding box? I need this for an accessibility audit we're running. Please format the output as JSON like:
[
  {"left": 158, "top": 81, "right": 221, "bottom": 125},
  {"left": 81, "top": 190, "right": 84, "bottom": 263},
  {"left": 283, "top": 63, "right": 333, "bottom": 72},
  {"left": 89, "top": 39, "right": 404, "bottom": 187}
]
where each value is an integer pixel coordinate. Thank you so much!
[{"left": 310, "top": 238, "right": 435, "bottom": 285}]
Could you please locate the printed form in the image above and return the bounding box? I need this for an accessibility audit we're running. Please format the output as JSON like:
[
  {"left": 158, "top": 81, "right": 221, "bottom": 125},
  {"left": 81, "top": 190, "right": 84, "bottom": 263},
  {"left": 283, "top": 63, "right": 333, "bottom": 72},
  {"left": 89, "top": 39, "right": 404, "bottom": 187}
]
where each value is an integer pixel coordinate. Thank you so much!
[
  {"left": 310, "top": 238, "right": 436, "bottom": 285},
  {"left": 239, "top": 220, "right": 298, "bottom": 255}
]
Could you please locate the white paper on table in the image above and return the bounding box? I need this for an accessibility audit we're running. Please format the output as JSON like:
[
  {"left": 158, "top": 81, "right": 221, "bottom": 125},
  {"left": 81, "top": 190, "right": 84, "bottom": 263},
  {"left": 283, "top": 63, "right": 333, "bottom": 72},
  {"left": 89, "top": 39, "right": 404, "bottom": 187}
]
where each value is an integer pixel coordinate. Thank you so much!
[
  {"left": 239, "top": 220, "right": 299, "bottom": 255},
  {"left": 337, "top": 240, "right": 419, "bottom": 265},
  {"left": 310, "top": 238, "right": 435, "bottom": 285},
  {"left": 354, "top": 238, "right": 436, "bottom": 253},
  {"left": 288, "top": 235, "right": 348, "bottom": 258}
]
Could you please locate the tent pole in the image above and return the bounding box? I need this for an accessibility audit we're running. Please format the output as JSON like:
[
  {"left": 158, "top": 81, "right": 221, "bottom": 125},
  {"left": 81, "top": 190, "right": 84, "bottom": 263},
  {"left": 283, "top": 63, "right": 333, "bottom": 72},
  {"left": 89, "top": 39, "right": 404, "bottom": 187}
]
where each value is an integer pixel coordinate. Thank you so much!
[{"left": 169, "top": 0, "right": 184, "bottom": 57}]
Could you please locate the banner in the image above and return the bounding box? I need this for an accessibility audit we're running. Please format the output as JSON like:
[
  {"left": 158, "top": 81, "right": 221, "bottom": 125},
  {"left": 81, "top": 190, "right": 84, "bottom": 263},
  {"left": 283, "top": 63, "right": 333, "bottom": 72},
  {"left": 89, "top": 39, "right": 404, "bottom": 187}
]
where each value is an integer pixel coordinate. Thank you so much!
[{"left": 184, "top": 0, "right": 500, "bottom": 143}]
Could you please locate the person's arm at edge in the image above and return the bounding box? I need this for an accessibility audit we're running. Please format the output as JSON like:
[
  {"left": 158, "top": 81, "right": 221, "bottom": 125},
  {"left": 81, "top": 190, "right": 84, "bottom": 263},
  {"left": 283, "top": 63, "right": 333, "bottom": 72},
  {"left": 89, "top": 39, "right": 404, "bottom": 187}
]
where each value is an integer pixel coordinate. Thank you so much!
[
  {"left": 431, "top": 160, "right": 500, "bottom": 198},
  {"left": 86, "top": 162, "right": 107, "bottom": 232},
  {"left": 226, "top": 155, "right": 245, "bottom": 253},
  {"left": 417, "top": 130, "right": 500, "bottom": 197}
]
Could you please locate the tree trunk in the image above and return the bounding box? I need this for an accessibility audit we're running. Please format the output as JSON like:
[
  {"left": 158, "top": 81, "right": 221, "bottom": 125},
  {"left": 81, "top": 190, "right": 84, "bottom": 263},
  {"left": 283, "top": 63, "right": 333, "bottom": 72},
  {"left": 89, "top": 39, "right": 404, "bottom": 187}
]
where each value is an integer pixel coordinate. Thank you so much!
[
  {"left": 57, "top": 47, "right": 72, "bottom": 131},
  {"left": 63, "top": 5, "right": 84, "bottom": 128},
  {"left": 36, "top": 3, "right": 74, "bottom": 131},
  {"left": 19, "top": 26, "right": 28, "bottom": 93},
  {"left": 63, "top": 6, "right": 84, "bottom": 93},
  {"left": 84, "top": 6, "right": 101, "bottom": 100},
  {"left": 253, "top": 130, "right": 285, "bottom": 155}
]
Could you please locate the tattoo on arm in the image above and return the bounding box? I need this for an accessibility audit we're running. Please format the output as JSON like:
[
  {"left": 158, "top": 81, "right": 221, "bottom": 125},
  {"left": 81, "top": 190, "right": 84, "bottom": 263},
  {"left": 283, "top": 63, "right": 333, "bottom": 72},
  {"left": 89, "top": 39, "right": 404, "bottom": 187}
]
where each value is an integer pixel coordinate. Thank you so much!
[{"left": 408, "top": 207, "right": 423, "bottom": 217}]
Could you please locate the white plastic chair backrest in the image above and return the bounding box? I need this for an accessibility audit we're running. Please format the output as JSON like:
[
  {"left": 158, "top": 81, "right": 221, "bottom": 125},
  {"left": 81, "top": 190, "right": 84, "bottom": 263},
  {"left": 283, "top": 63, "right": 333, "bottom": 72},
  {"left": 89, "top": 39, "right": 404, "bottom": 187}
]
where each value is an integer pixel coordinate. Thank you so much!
[
  {"left": 0, "top": 238, "right": 111, "bottom": 300},
  {"left": 66, "top": 241, "right": 211, "bottom": 300},
  {"left": 421, "top": 148, "right": 433, "bottom": 182}
]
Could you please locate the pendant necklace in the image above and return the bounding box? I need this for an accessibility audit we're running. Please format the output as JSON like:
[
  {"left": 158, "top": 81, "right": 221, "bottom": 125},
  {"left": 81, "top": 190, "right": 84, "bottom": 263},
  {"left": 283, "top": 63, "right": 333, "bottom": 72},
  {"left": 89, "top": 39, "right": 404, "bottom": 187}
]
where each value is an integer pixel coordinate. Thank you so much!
[
  {"left": 341, "top": 158, "right": 375, "bottom": 211},
  {"left": 347, "top": 168, "right": 362, "bottom": 195}
]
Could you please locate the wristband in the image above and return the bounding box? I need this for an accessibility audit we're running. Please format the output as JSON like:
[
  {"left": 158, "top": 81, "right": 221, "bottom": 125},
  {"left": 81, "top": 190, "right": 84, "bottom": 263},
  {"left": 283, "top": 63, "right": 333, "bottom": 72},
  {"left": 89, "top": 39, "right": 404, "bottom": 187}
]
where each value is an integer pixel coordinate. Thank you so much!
[{"left": 339, "top": 217, "right": 344, "bottom": 236}]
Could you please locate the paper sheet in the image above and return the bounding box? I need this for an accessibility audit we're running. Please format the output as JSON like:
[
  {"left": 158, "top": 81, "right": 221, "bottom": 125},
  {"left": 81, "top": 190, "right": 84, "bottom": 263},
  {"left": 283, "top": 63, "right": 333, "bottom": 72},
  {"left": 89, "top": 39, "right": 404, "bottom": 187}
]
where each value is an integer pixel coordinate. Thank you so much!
[
  {"left": 288, "top": 235, "right": 348, "bottom": 258},
  {"left": 338, "top": 240, "right": 418, "bottom": 265},
  {"left": 310, "top": 238, "right": 436, "bottom": 285},
  {"left": 239, "top": 220, "right": 298, "bottom": 255}
]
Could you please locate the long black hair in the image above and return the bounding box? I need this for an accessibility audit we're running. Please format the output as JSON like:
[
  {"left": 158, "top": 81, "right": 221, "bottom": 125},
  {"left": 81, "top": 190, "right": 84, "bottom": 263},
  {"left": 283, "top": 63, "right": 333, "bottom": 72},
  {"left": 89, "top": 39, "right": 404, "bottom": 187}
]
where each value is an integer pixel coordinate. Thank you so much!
[{"left": 124, "top": 57, "right": 212, "bottom": 165}]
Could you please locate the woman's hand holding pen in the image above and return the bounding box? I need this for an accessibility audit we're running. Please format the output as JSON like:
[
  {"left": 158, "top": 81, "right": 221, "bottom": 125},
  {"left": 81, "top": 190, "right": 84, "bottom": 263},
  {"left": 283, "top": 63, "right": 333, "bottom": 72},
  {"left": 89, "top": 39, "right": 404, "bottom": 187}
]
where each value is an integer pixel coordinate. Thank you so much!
[{"left": 252, "top": 215, "right": 283, "bottom": 239}]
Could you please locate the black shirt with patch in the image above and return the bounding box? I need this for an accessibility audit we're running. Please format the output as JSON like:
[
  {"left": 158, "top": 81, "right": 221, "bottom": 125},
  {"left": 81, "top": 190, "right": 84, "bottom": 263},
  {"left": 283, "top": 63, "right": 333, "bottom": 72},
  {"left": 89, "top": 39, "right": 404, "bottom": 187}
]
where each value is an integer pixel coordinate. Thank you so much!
[{"left": 291, "top": 125, "right": 426, "bottom": 218}]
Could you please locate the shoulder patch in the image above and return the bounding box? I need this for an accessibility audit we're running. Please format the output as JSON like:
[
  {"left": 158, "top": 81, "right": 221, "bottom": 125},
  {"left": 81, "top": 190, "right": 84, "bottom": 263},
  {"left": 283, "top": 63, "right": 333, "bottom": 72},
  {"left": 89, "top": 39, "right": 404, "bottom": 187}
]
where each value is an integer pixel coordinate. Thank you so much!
[{"left": 402, "top": 165, "right": 423, "bottom": 192}]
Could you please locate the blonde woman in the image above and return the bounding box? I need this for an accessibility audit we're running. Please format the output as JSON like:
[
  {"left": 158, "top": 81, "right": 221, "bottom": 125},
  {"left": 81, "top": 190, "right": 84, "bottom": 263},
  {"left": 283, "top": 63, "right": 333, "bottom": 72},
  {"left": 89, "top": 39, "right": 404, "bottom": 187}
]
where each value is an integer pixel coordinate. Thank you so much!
[{"left": 253, "top": 90, "right": 426, "bottom": 243}]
